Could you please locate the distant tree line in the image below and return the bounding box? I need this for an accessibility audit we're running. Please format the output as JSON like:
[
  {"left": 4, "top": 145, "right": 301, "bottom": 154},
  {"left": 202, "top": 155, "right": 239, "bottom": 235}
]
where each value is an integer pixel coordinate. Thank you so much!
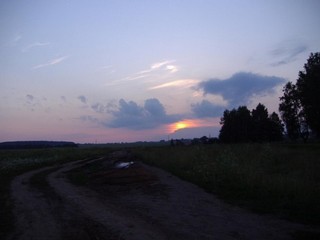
[
  {"left": 170, "top": 136, "right": 219, "bottom": 146},
  {"left": 219, "top": 52, "right": 320, "bottom": 143},
  {"left": 0, "top": 141, "right": 78, "bottom": 149}
]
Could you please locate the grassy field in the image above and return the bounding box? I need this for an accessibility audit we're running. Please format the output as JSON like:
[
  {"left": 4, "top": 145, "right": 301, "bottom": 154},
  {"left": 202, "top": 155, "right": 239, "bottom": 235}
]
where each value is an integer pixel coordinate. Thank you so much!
[
  {"left": 1, "top": 143, "right": 319, "bottom": 238},
  {"left": 0, "top": 147, "right": 112, "bottom": 239},
  {"left": 133, "top": 143, "right": 320, "bottom": 225}
]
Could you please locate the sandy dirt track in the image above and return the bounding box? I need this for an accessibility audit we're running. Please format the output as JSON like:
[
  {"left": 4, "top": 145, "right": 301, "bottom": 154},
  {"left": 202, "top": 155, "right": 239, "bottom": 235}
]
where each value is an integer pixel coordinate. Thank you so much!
[{"left": 7, "top": 151, "right": 319, "bottom": 240}]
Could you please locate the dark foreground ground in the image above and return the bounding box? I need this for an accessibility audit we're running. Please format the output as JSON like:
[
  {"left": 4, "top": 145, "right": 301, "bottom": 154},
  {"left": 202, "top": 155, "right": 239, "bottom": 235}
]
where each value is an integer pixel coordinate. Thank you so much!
[{"left": 6, "top": 151, "right": 320, "bottom": 240}]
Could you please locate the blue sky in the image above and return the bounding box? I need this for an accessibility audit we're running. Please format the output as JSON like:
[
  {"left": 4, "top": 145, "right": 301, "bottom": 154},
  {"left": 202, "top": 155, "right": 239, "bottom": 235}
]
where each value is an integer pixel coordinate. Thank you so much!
[{"left": 1, "top": 0, "right": 319, "bottom": 143}]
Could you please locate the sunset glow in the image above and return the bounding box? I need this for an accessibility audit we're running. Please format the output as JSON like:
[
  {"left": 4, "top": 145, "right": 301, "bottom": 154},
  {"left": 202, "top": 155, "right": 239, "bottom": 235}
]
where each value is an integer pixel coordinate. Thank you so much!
[
  {"left": 169, "top": 120, "right": 191, "bottom": 132},
  {"left": 175, "top": 122, "right": 188, "bottom": 130},
  {"left": 167, "top": 118, "right": 222, "bottom": 135},
  {"left": 1, "top": 1, "right": 319, "bottom": 143}
]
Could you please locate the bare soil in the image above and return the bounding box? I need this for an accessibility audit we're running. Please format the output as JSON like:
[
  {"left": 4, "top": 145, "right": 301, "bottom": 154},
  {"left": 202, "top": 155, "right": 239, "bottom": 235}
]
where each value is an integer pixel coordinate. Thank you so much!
[{"left": 6, "top": 151, "right": 320, "bottom": 240}]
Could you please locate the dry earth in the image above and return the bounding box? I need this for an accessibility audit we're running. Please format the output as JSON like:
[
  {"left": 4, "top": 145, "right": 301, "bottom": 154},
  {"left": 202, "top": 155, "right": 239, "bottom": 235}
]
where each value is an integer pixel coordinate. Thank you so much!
[{"left": 6, "top": 151, "right": 320, "bottom": 240}]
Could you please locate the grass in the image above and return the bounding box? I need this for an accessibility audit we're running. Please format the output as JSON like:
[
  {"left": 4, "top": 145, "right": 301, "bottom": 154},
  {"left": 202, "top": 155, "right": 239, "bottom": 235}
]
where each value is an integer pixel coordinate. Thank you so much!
[
  {"left": 133, "top": 143, "right": 320, "bottom": 225},
  {"left": 1, "top": 143, "right": 319, "bottom": 238},
  {"left": 0, "top": 147, "right": 112, "bottom": 239}
]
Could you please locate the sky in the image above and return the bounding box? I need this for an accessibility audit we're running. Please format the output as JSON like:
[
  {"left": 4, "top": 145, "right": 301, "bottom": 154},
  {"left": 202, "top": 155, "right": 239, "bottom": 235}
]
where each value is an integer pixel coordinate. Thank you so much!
[{"left": 1, "top": 0, "right": 319, "bottom": 143}]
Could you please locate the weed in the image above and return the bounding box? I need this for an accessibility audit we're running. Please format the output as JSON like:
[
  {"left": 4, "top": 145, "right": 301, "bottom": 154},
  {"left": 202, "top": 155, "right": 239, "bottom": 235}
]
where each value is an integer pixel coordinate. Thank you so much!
[{"left": 134, "top": 144, "right": 320, "bottom": 225}]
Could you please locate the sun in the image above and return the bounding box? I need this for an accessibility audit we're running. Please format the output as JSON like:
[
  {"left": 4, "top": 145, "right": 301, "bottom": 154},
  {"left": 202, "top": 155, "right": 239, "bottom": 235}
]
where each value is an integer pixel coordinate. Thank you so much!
[
  {"left": 168, "top": 119, "right": 201, "bottom": 133},
  {"left": 175, "top": 122, "right": 188, "bottom": 130},
  {"left": 169, "top": 120, "right": 194, "bottom": 132}
]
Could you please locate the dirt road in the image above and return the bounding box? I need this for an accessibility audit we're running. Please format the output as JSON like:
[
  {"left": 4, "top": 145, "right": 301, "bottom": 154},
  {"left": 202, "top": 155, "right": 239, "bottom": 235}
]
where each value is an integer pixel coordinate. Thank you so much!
[{"left": 7, "top": 151, "right": 319, "bottom": 240}]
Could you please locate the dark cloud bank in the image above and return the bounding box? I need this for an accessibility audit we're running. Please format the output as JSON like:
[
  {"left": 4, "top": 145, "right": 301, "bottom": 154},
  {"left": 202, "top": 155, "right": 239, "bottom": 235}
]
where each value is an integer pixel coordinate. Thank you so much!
[
  {"left": 78, "top": 95, "right": 87, "bottom": 104},
  {"left": 191, "top": 100, "right": 225, "bottom": 118},
  {"left": 198, "top": 72, "right": 285, "bottom": 105},
  {"left": 82, "top": 72, "right": 285, "bottom": 132},
  {"left": 193, "top": 72, "right": 285, "bottom": 118},
  {"left": 107, "top": 98, "right": 180, "bottom": 130}
]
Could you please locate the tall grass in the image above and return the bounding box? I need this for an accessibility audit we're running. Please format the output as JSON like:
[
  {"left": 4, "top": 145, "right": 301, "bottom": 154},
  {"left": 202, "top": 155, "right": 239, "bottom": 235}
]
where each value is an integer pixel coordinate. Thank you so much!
[{"left": 134, "top": 144, "right": 320, "bottom": 225}]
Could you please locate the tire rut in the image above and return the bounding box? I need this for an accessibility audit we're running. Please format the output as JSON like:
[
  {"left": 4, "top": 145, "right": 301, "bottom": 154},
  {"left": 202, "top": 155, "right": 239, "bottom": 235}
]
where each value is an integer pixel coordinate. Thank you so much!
[
  {"left": 7, "top": 154, "right": 320, "bottom": 240},
  {"left": 47, "top": 159, "right": 167, "bottom": 240},
  {"left": 7, "top": 159, "right": 123, "bottom": 240}
]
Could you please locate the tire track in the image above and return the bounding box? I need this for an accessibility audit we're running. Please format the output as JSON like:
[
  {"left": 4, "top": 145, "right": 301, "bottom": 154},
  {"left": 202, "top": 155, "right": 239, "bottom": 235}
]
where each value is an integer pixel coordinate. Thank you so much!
[
  {"left": 9, "top": 165, "right": 63, "bottom": 240},
  {"left": 8, "top": 158, "right": 122, "bottom": 240},
  {"left": 7, "top": 154, "right": 320, "bottom": 240},
  {"left": 47, "top": 159, "right": 167, "bottom": 240}
]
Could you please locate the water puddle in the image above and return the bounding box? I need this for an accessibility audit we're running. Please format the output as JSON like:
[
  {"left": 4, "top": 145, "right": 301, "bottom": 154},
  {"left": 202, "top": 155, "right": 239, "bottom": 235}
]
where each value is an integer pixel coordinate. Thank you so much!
[{"left": 114, "top": 161, "right": 134, "bottom": 169}]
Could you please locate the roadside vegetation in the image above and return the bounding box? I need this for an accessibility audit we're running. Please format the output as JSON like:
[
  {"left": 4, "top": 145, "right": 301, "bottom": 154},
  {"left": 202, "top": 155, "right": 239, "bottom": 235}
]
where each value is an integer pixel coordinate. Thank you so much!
[
  {"left": 1, "top": 142, "right": 319, "bottom": 239},
  {"left": 0, "top": 147, "right": 112, "bottom": 239},
  {"left": 134, "top": 143, "right": 320, "bottom": 225}
]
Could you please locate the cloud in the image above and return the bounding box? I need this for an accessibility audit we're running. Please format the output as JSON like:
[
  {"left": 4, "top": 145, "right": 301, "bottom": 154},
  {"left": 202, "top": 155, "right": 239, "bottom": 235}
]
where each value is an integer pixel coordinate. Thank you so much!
[
  {"left": 150, "top": 79, "right": 199, "bottom": 90},
  {"left": 107, "top": 98, "right": 180, "bottom": 130},
  {"left": 25, "top": 94, "right": 44, "bottom": 111},
  {"left": 191, "top": 100, "right": 225, "bottom": 118},
  {"left": 270, "top": 41, "right": 308, "bottom": 66},
  {"left": 166, "top": 65, "right": 178, "bottom": 73},
  {"left": 91, "top": 103, "right": 106, "bottom": 113},
  {"left": 99, "top": 65, "right": 116, "bottom": 74},
  {"left": 61, "top": 96, "right": 67, "bottom": 102},
  {"left": 91, "top": 100, "right": 118, "bottom": 114},
  {"left": 78, "top": 95, "right": 87, "bottom": 104},
  {"left": 33, "top": 55, "right": 69, "bottom": 69},
  {"left": 144, "top": 98, "right": 166, "bottom": 117},
  {"left": 13, "top": 34, "right": 22, "bottom": 43},
  {"left": 22, "top": 42, "right": 50, "bottom": 52},
  {"left": 150, "top": 60, "right": 178, "bottom": 73},
  {"left": 26, "top": 94, "right": 34, "bottom": 102},
  {"left": 107, "top": 60, "right": 179, "bottom": 86},
  {"left": 198, "top": 72, "right": 285, "bottom": 107},
  {"left": 79, "top": 115, "right": 100, "bottom": 124},
  {"left": 151, "top": 60, "right": 175, "bottom": 69}
]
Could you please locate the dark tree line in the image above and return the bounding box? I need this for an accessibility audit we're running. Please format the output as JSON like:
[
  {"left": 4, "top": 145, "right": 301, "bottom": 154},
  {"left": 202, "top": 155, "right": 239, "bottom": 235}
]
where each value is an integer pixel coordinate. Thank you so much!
[
  {"left": 0, "top": 141, "right": 78, "bottom": 149},
  {"left": 279, "top": 52, "right": 320, "bottom": 140},
  {"left": 219, "top": 103, "right": 283, "bottom": 143}
]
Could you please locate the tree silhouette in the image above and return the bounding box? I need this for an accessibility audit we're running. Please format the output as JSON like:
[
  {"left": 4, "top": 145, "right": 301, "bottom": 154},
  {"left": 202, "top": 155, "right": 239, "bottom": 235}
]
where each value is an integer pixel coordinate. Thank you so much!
[
  {"left": 219, "top": 107, "right": 252, "bottom": 143},
  {"left": 252, "top": 103, "right": 269, "bottom": 142},
  {"left": 268, "top": 112, "right": 284, "bottom": 141},
  {"left": 279, "top": 52, "right": 320, "bottom": 140},
  {"left": 296, "top": 52, "right": 320, "bottom": 137},
  {"left": 219, "top": 104, "right": 283, "bottom": 143},
  {"left": 279, "top": 82, "right": 301, "bottom": 140}
]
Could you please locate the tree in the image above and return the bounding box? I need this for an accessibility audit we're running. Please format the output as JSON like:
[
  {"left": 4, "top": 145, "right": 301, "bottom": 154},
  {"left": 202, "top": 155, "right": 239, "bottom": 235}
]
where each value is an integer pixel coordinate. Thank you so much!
[
  {"left": 219, "top": 104, "right": 283, "bottom": 143},
  {"left": 236, "top": 106, "right": 253, "bottom": 142},
  {"left": 219, "top": 109, "right": 237, "bottom": 143},
  {"left": 279, "top": 52, "right": 320, "bottom": 140},
  {"left": 267, "top": 112, "right": 284, "bottom": 141},
  {"left": 279, "top": 82, "right": 301, "bottom": 140},
  {"left": 252, "top": 103, "right": 269, "bottom": 142},
  {"left": 219, "top": 106, "right": 252, "bottom": 143},
  {"left": 296, "top": 52, "right": 320, "bottom": 137}
]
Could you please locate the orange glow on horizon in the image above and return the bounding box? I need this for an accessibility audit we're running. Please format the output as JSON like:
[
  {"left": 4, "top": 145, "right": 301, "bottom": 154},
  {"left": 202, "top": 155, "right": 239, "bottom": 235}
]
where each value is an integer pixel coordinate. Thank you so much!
[
  {"left": 167, "top": 118, "right": 221, "bottom": 134},
  {"left": 169, "top": 120, "right": 197, "bottom": 132},
  {"left": 176, "top": 122, "right": 187, "bottom": 130}
]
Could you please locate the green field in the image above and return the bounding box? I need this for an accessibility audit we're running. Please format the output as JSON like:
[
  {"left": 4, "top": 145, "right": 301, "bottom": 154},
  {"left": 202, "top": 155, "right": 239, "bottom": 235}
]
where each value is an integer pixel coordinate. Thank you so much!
[{"left": 133, "top": 143, "right": 320, "bottom": 225}]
